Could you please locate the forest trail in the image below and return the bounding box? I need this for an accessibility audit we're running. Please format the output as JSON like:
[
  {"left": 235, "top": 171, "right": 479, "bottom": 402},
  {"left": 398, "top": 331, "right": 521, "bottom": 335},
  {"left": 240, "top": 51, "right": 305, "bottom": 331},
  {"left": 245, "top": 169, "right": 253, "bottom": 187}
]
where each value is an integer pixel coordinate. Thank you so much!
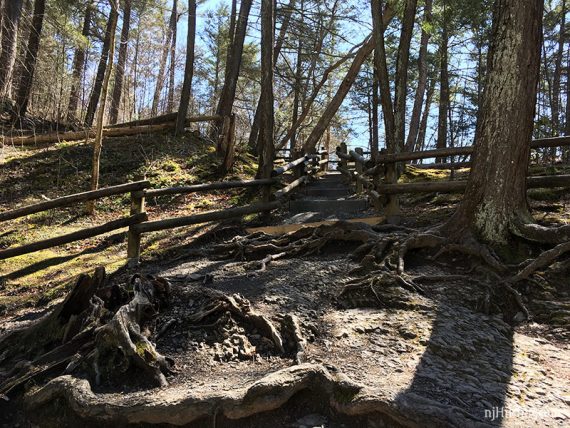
[{"left": 289, "top": 172, "right": 368, "bottom": 220}]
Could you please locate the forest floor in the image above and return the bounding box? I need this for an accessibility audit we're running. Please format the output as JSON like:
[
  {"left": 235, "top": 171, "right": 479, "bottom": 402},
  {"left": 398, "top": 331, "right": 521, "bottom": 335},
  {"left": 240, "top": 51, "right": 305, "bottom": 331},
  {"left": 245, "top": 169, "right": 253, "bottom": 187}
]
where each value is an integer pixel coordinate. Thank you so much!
[{"left": 0, "top": 137, "right": 570, "bottom": 427}]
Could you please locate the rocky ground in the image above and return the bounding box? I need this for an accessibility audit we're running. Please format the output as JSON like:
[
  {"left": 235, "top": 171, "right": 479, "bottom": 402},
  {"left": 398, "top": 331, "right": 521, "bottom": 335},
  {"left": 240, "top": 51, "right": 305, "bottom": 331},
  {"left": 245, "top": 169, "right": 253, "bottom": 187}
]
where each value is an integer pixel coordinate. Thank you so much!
[{"left": 1, "top": 226, "right": 568, "bottom": 427}]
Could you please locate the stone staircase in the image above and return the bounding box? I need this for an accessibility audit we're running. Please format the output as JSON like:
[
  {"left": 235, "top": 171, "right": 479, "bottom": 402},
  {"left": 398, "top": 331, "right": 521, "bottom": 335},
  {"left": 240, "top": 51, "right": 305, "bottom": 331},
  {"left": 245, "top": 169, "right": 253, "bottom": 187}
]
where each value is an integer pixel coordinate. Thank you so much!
[{"left": 287, "top": 172, "right": 368, "bottom": 221}]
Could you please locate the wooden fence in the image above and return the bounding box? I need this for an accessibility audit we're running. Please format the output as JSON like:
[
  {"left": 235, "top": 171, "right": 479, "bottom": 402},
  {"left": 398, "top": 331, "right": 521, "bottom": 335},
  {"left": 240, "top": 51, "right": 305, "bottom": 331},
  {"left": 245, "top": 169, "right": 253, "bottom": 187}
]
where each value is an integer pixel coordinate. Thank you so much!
[
  {"left": 336, "top": 136, "right": 570, "bottom": 217},
  {"left": 0, "top": 152, "right": 325, "bottom": 265}
]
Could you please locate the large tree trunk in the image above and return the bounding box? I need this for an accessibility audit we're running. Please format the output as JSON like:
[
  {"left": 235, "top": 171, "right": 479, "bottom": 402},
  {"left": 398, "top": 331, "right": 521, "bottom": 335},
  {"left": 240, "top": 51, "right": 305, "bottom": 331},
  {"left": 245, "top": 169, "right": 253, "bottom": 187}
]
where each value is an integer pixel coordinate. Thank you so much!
[
  {"left": 290, "top": 8, "right": 304, "bottom": 154},
  {"left": 405, "top": 0, "right": 433, "bottom": 152},
  {"left": 151, "top": 0, "right": 177, "bottom": 117},
  {"left": 302, "top": 1, "right": 395, "bottom": 154},
  {"left": 414, "top": 77, "right": 435, "bottom": 161},
  {"left": 247, "top": 0, "right": 297, "bottom": 153},
  {"left": 371, "top": 59, "right": 380, "bottom": 161},
  {"left": 166, "top": 0, "right": 178, "bottom": 113},
  {"left": 0, "top": 0, "right": 23, "bottom": 99},
  {"left": 257, "top": 0, "right": 275, "bottom": 193},
  {"left": 84, "top": 5, "right": 119, "bottom": 127},
  {"left": 14, "top": 0, "right": 45, "bottom": 118},
  {"left": 393, "top": 0, "right": 417, "bottom": 150},
  {"left": 211, "top": 0, "right": 253, "bottom": 146},
  {"left": 67, "top": 2, "right": 93, "bottom": 123},
  {"left": 86, "top": 0, "right": 118, "bottom": 215},
  {"left": 551, "top": 0, "right": 565, "bottom": 136},
  {"left": 444, "top": 0, "right": 543, "bottom": 246},
  {"left": 435, "top": 19, "right": 449, "bottom": 163},
  {"left": 175, "top": 0, "right": 196, "bottom": 136},
  {"left": 108, "top": 0, "right": 132, "bottom": 125}
]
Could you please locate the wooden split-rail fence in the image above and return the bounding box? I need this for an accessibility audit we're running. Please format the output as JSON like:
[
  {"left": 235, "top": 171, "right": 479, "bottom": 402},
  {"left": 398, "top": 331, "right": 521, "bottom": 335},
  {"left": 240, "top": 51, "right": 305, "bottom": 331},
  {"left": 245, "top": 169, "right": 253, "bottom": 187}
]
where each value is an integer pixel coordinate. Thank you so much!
[
  {"left": 335, "top": 135, "right": 570, "bottom": 218},
  {"left": 0, "top": 152, "right": 326, "bottom": 265}
]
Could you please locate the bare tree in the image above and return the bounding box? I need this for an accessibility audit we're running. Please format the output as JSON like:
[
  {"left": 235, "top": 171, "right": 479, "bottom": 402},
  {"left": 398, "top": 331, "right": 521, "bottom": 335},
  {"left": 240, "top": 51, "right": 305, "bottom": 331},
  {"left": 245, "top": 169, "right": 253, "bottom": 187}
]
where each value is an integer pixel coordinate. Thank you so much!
[
  {"left": 175, "top": 0, "right": 196, "bottom": 136},
  {"left": 14, "top": 0, "right": 45, "bottom": 118},
  {"left": 67, "top": 2, "right": 93, "bottom": 123},
  {"left": 0, "top": 0, "right": 23, "bottom": 99},
  {"left": 109, "top": 0, "right": 132, "bottom": 125}
]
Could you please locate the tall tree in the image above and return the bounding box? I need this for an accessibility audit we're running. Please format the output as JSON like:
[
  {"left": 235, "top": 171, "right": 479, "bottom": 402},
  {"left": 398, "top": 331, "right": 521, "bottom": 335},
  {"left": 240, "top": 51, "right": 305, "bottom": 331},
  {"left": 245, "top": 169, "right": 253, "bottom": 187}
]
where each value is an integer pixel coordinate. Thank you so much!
[
  {"left": 444, "top": 0, "right": 544, "bottom": 245},
  {"left": 0, "top": 0, "right": 23, "bottom": 99},
  {"left": 405, "top": 0, "right": 433, "bottom": 152},
  {"left": 166, "top": 0, "right": 178, "bottom": 113},
  {"left": 14, "top": 0, "right": 46, "bottom": 118},
  {"left": 211, "top": 0, "right": 253, "bottom": 149},
  {"left": 109, "top": 0, "right": 132, "bottom": 125},
  {"left": 257, "top": 0, "right": 275, "bottom": 195},
  {"left": 67, "top": 2, "right": 93, "bottom": 123},
  {"left": 550, "top": 0, "right": 565, "bottom": 136},
  {"left": 151, "top": 0, "right": 177, "bottom": 116},
  {"left": 87, "top": 0, "right": 119, "bottom": 214},
  {"left": 84, "top": 4, "right": 119, "bottom": 127},
  {"left": 175, "top": 0, "right": 196, "bottom": 136},
  {"left": 436, "top": 4, "right": 450, "bottom": 162}
]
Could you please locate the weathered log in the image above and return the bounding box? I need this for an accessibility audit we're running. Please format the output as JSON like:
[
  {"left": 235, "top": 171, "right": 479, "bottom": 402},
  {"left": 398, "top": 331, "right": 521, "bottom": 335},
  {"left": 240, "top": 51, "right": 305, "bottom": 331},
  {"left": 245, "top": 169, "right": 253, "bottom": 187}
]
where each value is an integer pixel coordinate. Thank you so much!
[
  {"left": 0, "top": 213, "right": 147, "bottom": 260},
  {"left": 409, "top": 161, "right": 472, "bottom": 170},
  {"left": 271, "top": 155, "right": 311, "bottom": 177},
  {"left": 274, "top": 176, "right": 307, "bottom": 199},
  {"left": 0, "top": 181, "right": 149, "bottom": 222},
  {"left": 145, "top": 178, "right": 278, "bottom": 198},
  {"left": 349, "top": 149, "right": 366, "bottom": 164},
  {"left": 134, "top": 201, "right": 282, "bottom": 234}
]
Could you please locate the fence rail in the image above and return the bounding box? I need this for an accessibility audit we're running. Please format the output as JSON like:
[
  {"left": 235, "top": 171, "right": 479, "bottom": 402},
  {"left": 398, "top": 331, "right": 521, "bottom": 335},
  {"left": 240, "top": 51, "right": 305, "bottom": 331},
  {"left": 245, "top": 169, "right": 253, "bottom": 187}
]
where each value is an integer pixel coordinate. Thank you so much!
[{"left": 0, "top": 151, "right": 326, "bottom": 265}]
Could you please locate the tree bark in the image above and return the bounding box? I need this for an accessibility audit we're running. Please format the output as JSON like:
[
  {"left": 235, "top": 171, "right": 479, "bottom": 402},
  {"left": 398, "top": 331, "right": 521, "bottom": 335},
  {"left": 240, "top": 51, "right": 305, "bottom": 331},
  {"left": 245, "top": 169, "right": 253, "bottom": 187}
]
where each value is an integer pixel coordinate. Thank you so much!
[
  {"left": 435, "top": 17, "right": 449, "bottom": 163},
  {"left": 84, "top": 5, "right": 119, "bottom": 127},
  {"left": 0, "top": 0, "right": 23, "bottom": 99},
  {"left": 67, "top": 2, "right": 93, "bottom": 123},
  {"left": 405, "top": 0, "right": 433, "bottom": 152},
  {"left": 109, "top": 0, "right": 132, "bottom": 125},
  {"left": 211, "top": 0, "right": 253, "bottom": 146},
  {"left": 175, "top": 0, "right": 196, "bottom": 136},
  {"left": 551, "top": 0, "right": 565, "bottom": 136},
  {"left": 257, "top": 0, "right": 275, "bottom": 194},
  {"left": 248, "top": 0, "right": 297, "bottom": 153},
  {"left": 414, "top": 77, "right": 435, "bottom": 161},
  {"left": 166, "top": 0, "right": 178, "bottom": 113},
  {"left": 371, "top": 59, "right": 379, "bottom": 161},
  {"left": 14, "top": 0, "right": 45, "bottom": 118},
  {"left": 444, "top": 0, "right": 543, "bottom": 246},
  {"left": 302, "top": 1, "right": 395, "bottom": 154},
  {"left": 87, "top": 0, "right": 118, "bottom": 214}
]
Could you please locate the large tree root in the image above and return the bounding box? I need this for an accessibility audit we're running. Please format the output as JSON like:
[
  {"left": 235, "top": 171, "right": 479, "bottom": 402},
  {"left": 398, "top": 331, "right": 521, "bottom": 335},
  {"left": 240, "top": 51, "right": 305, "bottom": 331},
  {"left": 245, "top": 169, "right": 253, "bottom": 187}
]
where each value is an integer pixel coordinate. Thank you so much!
[
  {"left": 0, "top": 270, "right": 174, "bottom": 396},
  {"left": 23, "top": 363, "right": 481, "bottom": 427}
]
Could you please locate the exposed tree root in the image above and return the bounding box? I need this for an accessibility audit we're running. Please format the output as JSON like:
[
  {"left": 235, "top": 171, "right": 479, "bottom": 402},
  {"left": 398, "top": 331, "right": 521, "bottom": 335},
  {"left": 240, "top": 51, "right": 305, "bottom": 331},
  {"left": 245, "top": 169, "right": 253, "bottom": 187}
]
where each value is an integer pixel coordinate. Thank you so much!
[
  {"left": 23, "top": 363, "right": 481, "bottom": 427},
  {"left": 281, "top": 314, "right": 307, "bottom": 364},
  {"left": 510, "top": 241, "right": 570, "bottom": 283},
  {"left": 0, "top": 269, "right": 174, "bottom": 396}
]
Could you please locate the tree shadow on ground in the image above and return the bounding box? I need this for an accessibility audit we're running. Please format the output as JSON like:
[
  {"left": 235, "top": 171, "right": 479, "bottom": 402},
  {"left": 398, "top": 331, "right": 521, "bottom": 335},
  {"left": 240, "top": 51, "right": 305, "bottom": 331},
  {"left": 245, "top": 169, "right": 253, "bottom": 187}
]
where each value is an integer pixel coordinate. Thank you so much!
[{"left": 394, "top": 273, "right": 514, "bottom": 426}]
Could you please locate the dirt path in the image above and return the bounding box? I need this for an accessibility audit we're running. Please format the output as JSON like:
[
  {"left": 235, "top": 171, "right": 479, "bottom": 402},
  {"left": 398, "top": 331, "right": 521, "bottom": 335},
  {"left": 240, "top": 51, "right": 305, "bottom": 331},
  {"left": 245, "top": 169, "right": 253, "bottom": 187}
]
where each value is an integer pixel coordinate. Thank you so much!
[{"left": 4, "top": 239, "right": 567, "bottom": 428}]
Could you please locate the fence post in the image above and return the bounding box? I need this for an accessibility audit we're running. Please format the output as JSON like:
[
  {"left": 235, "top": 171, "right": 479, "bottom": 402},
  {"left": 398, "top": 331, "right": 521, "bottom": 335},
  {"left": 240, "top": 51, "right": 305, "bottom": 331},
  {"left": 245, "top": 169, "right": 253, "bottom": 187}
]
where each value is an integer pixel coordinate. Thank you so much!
[
  {"left": 385, "top": 160, "right": 401, "bottom": 223},
  {"left": 127, "top": 190, "right": 145, "bottom": 266},
  {"left": 355, "top": 147, "right": 364, "bottom": 193}
]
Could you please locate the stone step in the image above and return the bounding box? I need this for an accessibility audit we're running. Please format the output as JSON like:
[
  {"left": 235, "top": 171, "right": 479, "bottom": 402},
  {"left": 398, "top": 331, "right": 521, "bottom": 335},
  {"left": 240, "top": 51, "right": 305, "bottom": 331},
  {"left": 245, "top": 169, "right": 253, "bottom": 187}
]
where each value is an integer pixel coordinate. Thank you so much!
[
  {"left": 305, "top": 187, "right": 350, "bottom": 198},
  {"left": 289, "top": 198, "right": 368, "bottom": 214}
]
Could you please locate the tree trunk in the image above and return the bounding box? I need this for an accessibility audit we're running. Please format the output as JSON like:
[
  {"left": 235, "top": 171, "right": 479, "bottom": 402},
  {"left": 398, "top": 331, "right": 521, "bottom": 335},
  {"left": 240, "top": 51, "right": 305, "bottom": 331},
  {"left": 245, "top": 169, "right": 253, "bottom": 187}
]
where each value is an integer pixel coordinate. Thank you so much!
[
  {"left": 302, "top": 1, "right": 395, "bottom": 154},
  {"left": 166, "top": 0, "right": 178, "bottom": 113},
  {"left": 151, "top": 0, "right": 177, "bottom": 117},
  {"left": 371, "top": 60, "right": 379, "bottom": 161},
  {"left": 212, "top": 0, "right": 253, "bottom": 146},
  {"left": 257, "top": 0, "right": 275, "bottom": 193},
  {"left": 109, "top": 0, "right": 132, "bottom": 125},
  {"left": 248, "top": 0, "right": 297, "bottom": 153},
  {"left": 14, "top": 0, "right": 45, "bottom": 118},
  {"left": 0, "top": 0, "right": 23, "bottom": 99},
  {"left": 405, "top": 0, "right": 433, "bottom": 152},
  {"left": 290, "top": 9, "right": 304, "bottom": 153},
  {"left": 551, "top": 0, "right": 565, "bottom": 136},
  {"left": 393, "top": 0, "right": 417, "bottom": 150},
  {"left": 175, "top": 0, "right": 196, "bottom": 136},
  {"left": 86, "top": 0, "right": 118, "bottom": 215},
  {"left": 435, "top": 19, "right": 449, "bottom": 163},
  {"left": 414, "top": 77, "right": 435, "bottom": 162},
  {"left": 67, "top": 2, "right": 93, "bottom": 123},
  {"left": 444, "top": 0, "right": 543, "bottom": 246},
  {"left": 84, "top": 5, "right": 119, "bottom": 127}
]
